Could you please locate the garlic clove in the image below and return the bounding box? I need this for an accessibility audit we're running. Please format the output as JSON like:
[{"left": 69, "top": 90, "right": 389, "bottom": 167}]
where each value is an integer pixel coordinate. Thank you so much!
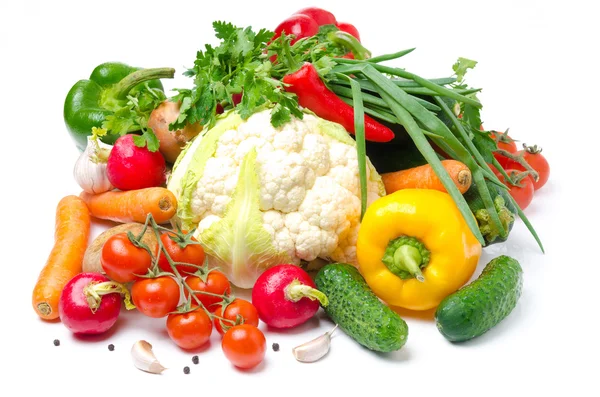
[
  {"left": 131, "top": 340, "right": 166, "bottom": 374},
  {"left": 292, "top": 324, "right": 338, "bottom": 363}
]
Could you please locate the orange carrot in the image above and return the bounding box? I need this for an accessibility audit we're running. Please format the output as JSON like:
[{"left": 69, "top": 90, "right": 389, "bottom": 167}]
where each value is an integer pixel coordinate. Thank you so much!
[
  {"left": 382, "top": 160, "right": 472, "bottom": 194},
  {"left": 80, "top": 187, "right": 177, "bottom": 224},
  {"left": 32, "top": 195, "right": 91, "bottom": 320}
]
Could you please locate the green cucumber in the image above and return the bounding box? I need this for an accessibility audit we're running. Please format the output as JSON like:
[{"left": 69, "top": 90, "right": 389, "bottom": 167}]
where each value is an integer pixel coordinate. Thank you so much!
[
  {"left": 464, "top": 180, "right": 517, "bottom": 246},
  {"left": 435, "top": 255, "right": 523, "bottom": 342},
  {"left": 315, "top": 263, "right": 408, "bottom": 352}
]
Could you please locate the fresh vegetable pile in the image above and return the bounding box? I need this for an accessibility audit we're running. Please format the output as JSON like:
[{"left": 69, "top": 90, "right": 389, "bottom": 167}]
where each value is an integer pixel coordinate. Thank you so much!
[{"left": 33, "top": 6, "right": 549, "bottom": 373}]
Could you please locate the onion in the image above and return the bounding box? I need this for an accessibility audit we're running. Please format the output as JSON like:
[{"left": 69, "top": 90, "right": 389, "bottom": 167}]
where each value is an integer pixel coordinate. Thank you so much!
[{"left": 148, "top": 100, "right": 202, "bottom": 163}]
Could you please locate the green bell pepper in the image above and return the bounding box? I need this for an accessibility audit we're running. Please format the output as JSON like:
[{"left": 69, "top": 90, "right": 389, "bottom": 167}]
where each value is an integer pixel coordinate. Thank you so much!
[{"left": 63, "top": 62, "right": 175, "bottom": 150}]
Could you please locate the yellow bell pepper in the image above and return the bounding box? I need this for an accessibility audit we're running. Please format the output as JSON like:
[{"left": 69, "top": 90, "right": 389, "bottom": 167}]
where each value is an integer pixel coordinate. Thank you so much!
[{"left": 356, "top": 189, "right": 482, "bottom": 311}]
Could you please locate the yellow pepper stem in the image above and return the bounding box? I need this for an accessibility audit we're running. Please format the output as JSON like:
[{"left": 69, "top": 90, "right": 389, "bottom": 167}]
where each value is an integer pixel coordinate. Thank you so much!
[
  {"left": 381, "top": 236, "right": 430, "bottom": 282},
  {"left": 393, "top": 245, "right": 426, "bottom": 282}
]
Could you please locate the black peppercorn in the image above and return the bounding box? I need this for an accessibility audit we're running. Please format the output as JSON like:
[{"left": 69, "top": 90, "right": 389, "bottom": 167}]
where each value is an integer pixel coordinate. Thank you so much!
[
  {"left": 192, "top": 355, "right": 199, "bottom": 364},
  {"left": 183, "top": 366, "right": 190, "bottom": 374},
  {"left": 272, "top": 342, "right": 280, "bottom": 351},
  {"left": 53, "top": 339, "right": 60, "bottom": 346},
  {"left": 108, "top": 344, "right": 115, "bottom": 351}
]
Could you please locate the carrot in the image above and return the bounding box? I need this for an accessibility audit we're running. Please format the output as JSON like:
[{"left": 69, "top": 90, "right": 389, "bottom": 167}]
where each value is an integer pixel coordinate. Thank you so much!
[
  {"left": 381, "top": 160, "right": 472, "bottom": 194},
  {"left": 32, "top": 195, "right": 91, "bottom": 320},
  {"left": 80, "top": 187, "right": 177, "bottom": 224}
]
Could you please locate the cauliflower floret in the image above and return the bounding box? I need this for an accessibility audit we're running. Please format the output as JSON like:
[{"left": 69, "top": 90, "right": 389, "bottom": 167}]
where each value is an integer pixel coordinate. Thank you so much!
[{"left": 169, "top": 109, "right": 385, "bottom": 288}]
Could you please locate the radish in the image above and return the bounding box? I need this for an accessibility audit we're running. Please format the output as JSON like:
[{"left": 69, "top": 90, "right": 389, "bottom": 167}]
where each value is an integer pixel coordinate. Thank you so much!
[
  {"left": 252, "top": 264, "right": 328, "bottom": 329},
  {"left": 106, "top": 134, "right": 166, "bottom": 191},
  {"left": 58, "top": 273, "right": 132, "bottom": 335}
]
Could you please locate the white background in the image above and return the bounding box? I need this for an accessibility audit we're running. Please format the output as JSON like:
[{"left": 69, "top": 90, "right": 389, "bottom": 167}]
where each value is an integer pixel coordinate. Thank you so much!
[{"left": 1, "top": 0, "right": 598, "bottom": 396}]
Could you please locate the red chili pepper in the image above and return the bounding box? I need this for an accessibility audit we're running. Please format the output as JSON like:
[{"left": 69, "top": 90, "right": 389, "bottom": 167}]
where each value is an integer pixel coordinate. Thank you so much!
[
  {"left": 336, "top": 22, "right": 361, "bottom": 41},
  {"left": 293, "top": 7, "right": 337, "bottom": 26},
  {"left": 283, "top": 63, "right": 395, "bottom": 143},
  {"left": 273, "top": 14, "right": 319, "bottom": 44}
]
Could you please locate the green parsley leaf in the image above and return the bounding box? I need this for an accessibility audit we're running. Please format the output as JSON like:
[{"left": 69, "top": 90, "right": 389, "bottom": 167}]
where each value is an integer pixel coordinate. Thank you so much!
[{"left": 452, "top": 57, "right": 478, "bottom": 83}]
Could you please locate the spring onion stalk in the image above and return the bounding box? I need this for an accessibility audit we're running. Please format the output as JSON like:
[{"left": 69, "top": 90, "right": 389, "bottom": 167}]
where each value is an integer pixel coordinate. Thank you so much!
[{"left": 337, "top": 73, "right": 368, "bottom": 220}]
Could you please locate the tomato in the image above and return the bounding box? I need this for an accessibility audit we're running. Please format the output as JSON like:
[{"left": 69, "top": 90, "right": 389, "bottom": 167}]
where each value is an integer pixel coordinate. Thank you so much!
[
  {"left": 101, "top": 233, "right": 153, "bottom": 283},
  {"left": 490, "top": 130, "right": 518, "bottom": 169},
  {"left": 157, "top": 231, "right": 205, "bottom": 275},
  {"left": 496, "top": 169, "right": 535, "bottom": 210},
  {"left": 490, "top": 130, "right": 518, "bottom": 153},
  {"left": 166, "top": 308, "right": 213, "bottom": 350},
  {"left": 184, "top": 271, "right": 231, "bottom": 312},
  {"left": 131, "top": 276, "right": 180, "bottom": 318},
  {"left": 221, "top": 324, "right": 266, "bottom": 369},
  {"left": 214, "top": 298, "right": 259, "bottom": 335},
  {"left": 517, "top": 146, "right": 550, "bottom": 191}
]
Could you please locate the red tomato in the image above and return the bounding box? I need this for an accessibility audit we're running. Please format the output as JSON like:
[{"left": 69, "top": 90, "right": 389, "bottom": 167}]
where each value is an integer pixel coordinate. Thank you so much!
[
  {"left": 101, "top": 233, "right": 153, "bottom": 283},
  {"left": 167, "top": 308, "right": 213, "bottom": 350},
  {"left": 273, "top": 14, "right": 319, "bottom": 44},
  {"left": 131, "top": 276, "right": 180, "bottom": 318},
  {"left": 184, "top": 271, "right": 231, "bottom": 312},
  {"left": 222, "top": 324, "right": 266, "bottom": 369},
  {"left": 157, "top": 231, "right": 205, "bottom": 275},
  {"left": 214, "top": 299, "right": 259, "bottom": 335},
  {"left": 496, "top": 169, "right": 535, "bottom": 210},
  {"left": 517, "top": 146, "right": 550, "bottom": 191},
  {"left": 294, "top": 7, "right": 337, "bottom": 26},
  {"left": 335, "top": 22, "right": 360, "bottom": 41},
  {"left": 490, "top": 130, "right": 518, "bottom": 153}
]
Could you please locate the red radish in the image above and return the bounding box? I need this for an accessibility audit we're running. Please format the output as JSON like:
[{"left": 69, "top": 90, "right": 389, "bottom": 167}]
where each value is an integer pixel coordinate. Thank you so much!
[
  {"left": 58, "top": 273, "right": 132, "bottom": 335},
  {"left": 106, "top": 134, "right": 166, "bottom": 191},
  {"left": 252, "top": 264, "right": 328, "bottom": 329}
]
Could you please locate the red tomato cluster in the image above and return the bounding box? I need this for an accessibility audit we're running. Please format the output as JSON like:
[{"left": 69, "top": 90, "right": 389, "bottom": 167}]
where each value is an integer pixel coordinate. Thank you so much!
[
  {"left": 489, "top": 130, "right": 550, "bottom": 210},
  {"left": 96, "top": 229, "right": 267, "bottom": 369}
]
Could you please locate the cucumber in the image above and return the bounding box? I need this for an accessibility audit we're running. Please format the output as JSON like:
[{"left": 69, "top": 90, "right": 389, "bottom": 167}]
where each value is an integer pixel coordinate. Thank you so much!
[
  {"left": 464, "top": 180, "right": 517, "bottom": 246},
  {"left": 315, "top": 263, "right": 408, "bottom": 352},
  {"left": 435, "top": 255, "right": 523, "bottom": 342}
]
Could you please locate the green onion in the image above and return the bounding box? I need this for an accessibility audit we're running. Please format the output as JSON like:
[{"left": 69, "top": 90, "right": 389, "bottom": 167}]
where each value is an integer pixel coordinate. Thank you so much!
[{"left": 336, "top": 73, "right": 368, "bottom": 220}]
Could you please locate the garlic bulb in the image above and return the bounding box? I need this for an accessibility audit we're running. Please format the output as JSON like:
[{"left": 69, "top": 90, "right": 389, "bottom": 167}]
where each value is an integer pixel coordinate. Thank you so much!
[{"left": 74, "top": 135, "right": 113, "bottom": 194}]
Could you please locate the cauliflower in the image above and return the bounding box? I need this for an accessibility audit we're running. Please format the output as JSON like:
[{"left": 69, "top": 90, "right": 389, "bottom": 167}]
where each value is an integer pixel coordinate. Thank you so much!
[{"left": 168, "top": 109, "right": 385, "bottom": 288}]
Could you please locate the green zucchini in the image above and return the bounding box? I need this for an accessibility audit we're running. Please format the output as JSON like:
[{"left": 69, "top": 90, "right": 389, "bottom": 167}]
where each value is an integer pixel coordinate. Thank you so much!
[
  {"left": 315, "top": 263, "right": 408, "bottom": 352},
  {"left": 435, "top": 255, "right": 523, "bottom": 342},
  {"left": 464, "top": 179, "right": 517, "bottom": 246}
]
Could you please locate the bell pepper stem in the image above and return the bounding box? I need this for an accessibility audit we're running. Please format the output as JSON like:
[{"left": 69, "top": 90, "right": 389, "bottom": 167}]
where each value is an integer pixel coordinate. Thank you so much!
[
  {"left": 381, "top": 236, "right": 430, "bottom": 282},
  {"left": 284, "top": 279, "right": 329, "bottom": 307},
  {"left": 113, "top": 67, "right": 175, "bottom": 100},
  {"left": 393, "top": 245, "right": 425, "bottom": 282}
]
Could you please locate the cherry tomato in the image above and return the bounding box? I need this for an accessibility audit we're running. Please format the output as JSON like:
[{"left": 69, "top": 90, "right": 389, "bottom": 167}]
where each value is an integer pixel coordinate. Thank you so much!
[
  {"left": 221, "top": 324, "right": 266, "bottom": 369},
  {"left": 335, "top": 22, "right": 360, "bottom": 41},
  {"left": 496, "top": 169, "right": 535, "bottom": 210},
  {"left": 273, "top": 14, "right": 319, "bottom": 44},
  {"left": 131, "top": 276, "right": 180, "bottom": 318},
  {"left": 294, "top": 7, "right": 337, "bottom": 26},
  {"left": 516, "top": 146, "right": 550, "bottom": 191},
  {"left": 184, "top": 271, "right": 231, "bottom": 312},
  {"left": 157, "top": 231, "right": 205, "bottom": 275},
  {"left": 491, "top": 130, "right": 518, "bottom": 168},
  {"left": 490, "top": 130, "right": 518, "bottom": 153},
  {"left": 166, "top": 308, "right": 213, "bottom": 350},
  {"left": 214, "top": 298, "right": 259, "bottom": 335},
  {"left": 101, "top": 233, "right": 153, "bottom": 283}
]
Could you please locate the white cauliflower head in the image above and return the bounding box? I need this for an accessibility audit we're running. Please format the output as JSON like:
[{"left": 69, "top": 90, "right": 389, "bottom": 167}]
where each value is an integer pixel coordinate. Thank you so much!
[{"left": 168, "top": 109, "right": 385, "bottom": 288}]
